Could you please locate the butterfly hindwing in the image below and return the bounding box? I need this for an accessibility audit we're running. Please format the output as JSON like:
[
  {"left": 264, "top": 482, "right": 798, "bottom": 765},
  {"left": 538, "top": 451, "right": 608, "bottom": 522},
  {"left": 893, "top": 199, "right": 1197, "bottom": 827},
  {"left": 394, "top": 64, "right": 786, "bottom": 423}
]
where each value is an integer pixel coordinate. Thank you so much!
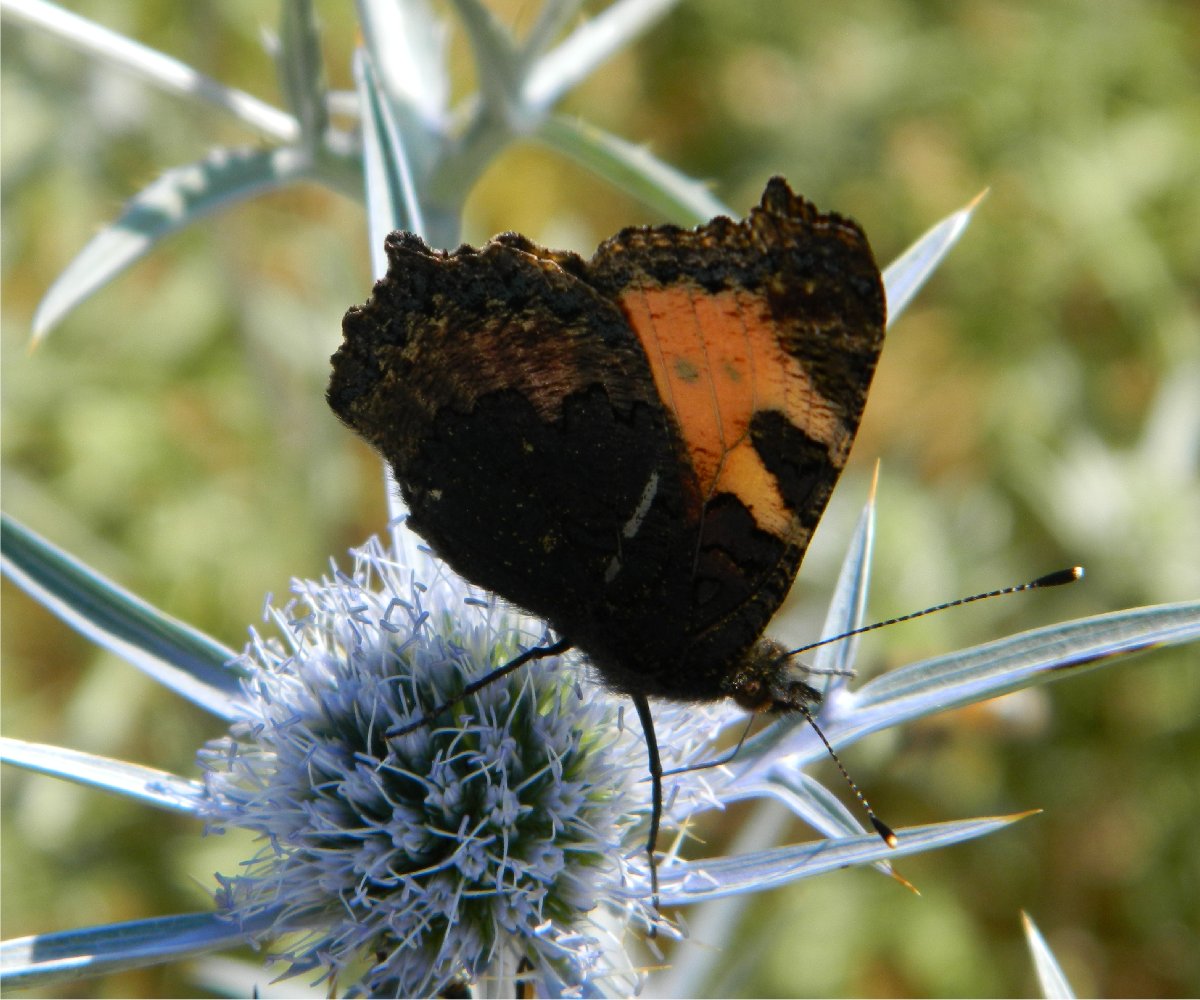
[{"left": 329, "top": 231, "right": 680, "bottom": 639}]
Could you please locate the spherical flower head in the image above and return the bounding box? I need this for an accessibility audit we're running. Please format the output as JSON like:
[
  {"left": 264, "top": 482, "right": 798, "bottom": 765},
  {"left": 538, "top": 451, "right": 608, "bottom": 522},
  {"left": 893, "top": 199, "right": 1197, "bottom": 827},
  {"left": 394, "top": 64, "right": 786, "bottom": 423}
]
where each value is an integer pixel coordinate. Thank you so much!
[{"left": 198, "top": 529, "right": 687, "bottom": 997}]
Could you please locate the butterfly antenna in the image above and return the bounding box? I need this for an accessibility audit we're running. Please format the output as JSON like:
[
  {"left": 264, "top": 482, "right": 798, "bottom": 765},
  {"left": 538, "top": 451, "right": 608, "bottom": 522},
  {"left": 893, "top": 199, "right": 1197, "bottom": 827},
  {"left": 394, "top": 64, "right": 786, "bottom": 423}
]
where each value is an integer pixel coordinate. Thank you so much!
[
  {"left": 798, "top": 702, "right": 897, "bottom": 847},
  {"left": 781, "top": 567, "right": 1082, "bottom": 846},
  {"left": 782, "top": 567, "right": 1083, "bottom": 662}
]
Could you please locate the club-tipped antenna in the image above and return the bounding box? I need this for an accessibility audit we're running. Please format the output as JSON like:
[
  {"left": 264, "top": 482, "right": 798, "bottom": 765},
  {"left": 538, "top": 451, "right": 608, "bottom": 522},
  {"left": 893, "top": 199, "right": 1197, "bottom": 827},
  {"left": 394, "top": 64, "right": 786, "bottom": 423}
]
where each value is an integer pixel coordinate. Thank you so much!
[
  {"left": 779, "top": 566, "right": 1082, "bottom": 846},
  {"left": 798, "top": 702, "right": 898, "bottom": 847},
  {"left": 779, "top": 567, "right": 1083, "bottom": 664}
]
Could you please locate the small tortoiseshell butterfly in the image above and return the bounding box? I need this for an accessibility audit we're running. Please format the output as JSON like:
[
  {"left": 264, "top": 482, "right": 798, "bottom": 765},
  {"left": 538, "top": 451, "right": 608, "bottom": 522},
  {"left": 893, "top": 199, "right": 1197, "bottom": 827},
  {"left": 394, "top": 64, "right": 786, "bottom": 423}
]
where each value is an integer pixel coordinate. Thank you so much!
[{"left": 328, "top": 177, "right": 889, "bottom": 900}]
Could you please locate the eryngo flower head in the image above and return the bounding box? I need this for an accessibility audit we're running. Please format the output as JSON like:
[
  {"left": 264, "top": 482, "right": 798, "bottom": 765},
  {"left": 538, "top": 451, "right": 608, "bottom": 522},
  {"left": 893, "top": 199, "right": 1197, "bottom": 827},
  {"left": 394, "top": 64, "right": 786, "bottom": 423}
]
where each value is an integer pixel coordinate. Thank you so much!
[{"left": 199, "top": 528, "right": 720, "bottom": 997}]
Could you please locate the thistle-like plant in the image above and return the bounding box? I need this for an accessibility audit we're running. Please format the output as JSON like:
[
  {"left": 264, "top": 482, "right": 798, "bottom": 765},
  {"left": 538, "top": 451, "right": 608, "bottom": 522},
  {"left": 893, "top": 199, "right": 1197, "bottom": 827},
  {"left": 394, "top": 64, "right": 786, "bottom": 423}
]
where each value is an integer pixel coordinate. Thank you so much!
[{"left": 2, "top": 1, "right": 1197, "bottom": 996}]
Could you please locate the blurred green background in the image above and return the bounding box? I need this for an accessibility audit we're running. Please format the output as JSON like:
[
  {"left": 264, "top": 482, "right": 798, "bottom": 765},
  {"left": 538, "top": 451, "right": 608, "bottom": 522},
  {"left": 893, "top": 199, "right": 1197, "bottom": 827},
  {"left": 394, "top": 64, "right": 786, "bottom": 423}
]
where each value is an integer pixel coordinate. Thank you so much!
[{"left": 2, "top": 1, "right": 1197, "bottom": 996}]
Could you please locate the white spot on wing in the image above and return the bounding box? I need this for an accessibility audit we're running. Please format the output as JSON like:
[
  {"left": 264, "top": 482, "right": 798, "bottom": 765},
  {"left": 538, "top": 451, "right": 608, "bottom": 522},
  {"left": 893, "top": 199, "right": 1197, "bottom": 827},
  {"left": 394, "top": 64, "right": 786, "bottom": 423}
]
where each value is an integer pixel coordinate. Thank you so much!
[
  {"left": 622, "top": 471, "right": 659, "bottom": 540},
  {"left": 604, "top": 471, "right": 660, "bottom": 583}
]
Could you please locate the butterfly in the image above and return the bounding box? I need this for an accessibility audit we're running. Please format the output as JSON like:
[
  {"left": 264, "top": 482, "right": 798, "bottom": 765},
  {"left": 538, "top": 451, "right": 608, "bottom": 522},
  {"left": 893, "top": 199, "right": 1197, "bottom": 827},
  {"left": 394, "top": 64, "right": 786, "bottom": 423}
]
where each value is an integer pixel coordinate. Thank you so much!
[{"left": 328, "top": 176, "right": 888, "bottom": 902}]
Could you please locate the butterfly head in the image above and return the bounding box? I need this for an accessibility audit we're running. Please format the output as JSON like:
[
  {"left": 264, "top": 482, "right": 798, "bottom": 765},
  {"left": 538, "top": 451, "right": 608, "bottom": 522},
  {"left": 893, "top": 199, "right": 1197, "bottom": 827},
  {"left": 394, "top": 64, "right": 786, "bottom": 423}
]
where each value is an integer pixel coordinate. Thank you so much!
[{"left": 722, "top": 638, "right": 824, "bottom": 715}]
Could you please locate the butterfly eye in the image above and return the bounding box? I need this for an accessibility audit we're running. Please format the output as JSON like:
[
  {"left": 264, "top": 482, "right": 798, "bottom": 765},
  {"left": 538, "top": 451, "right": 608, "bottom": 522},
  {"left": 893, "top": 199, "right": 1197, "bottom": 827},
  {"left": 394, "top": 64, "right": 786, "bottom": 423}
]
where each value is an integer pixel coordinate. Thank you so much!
[{"left": 729, "top": 678, "right": 771, "bottom": 712}]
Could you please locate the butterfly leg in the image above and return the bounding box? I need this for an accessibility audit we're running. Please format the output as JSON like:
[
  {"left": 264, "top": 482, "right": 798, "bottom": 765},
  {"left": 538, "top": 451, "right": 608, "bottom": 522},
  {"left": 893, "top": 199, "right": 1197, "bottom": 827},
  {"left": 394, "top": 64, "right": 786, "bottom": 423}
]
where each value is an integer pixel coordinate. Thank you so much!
[
  {"left": 385, "top": 636, "right": 572, "bottom": 738},
  {"left": 631, "top": 692, "right": 662, "bottom": 917}
]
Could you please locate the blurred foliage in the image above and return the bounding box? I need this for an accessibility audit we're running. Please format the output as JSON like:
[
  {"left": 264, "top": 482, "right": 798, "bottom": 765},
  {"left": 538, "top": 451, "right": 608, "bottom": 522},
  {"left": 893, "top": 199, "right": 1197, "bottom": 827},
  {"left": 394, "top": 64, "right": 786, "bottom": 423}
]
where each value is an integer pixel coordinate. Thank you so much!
[{"left": 2, "top": 1, "right": 1197, "bottom": 996}]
